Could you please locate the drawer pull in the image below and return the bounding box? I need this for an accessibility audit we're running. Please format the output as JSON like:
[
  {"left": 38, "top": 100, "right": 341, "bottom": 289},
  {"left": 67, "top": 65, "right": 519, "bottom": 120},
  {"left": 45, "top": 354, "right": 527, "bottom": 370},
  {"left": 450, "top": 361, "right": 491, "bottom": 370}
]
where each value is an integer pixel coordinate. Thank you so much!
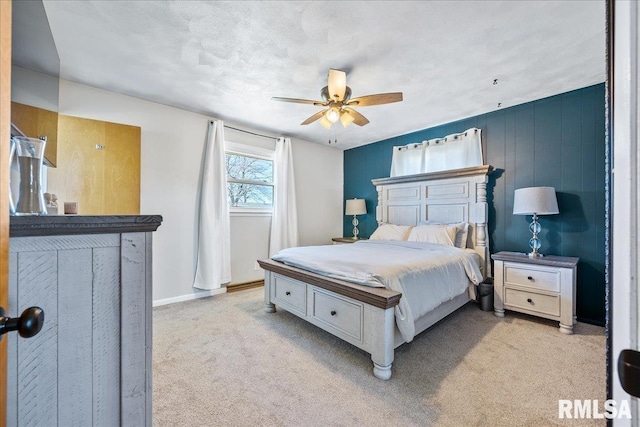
[
  {"left": 330, "top": 310, "right": 337, "bottom": 316},
  {"left": 527, "top": 276, "right": 534, "bottom": 281},
  {"left": 527, "top": 298, "right": 533, "bottom": 303},
  {"left": 285, "top": 291, "right": 291, "bottom": 296}
]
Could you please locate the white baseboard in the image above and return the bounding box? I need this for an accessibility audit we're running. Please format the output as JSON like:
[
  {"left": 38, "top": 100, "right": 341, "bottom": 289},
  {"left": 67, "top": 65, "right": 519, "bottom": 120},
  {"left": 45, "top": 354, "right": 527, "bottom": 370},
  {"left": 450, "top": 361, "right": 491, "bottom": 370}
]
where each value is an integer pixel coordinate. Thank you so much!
[{"left": 153, "top": 287, "right": 227, "bottom": 307}]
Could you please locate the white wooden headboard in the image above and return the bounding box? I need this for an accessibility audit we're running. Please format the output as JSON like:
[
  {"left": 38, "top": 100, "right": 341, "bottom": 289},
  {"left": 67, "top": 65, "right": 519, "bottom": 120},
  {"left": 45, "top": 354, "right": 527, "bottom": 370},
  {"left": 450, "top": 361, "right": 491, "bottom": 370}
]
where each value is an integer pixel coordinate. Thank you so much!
[{"left": 371, "top": 165, "right": 493, "bottom": 277}]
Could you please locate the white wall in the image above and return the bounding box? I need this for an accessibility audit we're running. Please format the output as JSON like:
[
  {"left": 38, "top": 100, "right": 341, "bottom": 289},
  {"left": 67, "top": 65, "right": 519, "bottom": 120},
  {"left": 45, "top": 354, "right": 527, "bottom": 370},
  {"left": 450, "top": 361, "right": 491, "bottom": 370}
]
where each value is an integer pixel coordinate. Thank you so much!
[
  {"left": 57, "top": 80, "right": 343, "bottom": 303},
  {"left": 292, "top": 138, "right": 346, "bottom": 245}
]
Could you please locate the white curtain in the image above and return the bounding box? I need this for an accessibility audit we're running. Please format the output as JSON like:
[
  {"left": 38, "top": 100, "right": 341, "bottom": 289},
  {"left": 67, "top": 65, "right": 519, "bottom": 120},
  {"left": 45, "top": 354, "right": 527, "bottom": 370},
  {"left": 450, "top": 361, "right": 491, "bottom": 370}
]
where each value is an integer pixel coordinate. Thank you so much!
[
  {"left": 390, "top": 142, "right": 424, "bottom": 177},
  {"left": 390, "top": 128, "right": 483, "bottom": 177},
  {"left": 193, "top": 120, "right": 232, "bottom": 290},
  {"left": 269, "top": 137, "right": 299, "bottom": 256}
]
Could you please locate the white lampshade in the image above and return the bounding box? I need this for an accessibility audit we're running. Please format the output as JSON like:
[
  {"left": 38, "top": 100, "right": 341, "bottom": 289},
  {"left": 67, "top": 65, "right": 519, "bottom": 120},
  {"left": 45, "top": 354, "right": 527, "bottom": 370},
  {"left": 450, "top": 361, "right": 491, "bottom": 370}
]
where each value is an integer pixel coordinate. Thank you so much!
[
  {"left": 320, "top": 115, "right": 332, "bottom": 129},
  {"left": 513, "top": 187, "right": 559, "bottom": 215},
  {"left": 340, "top": 110, "right": 355, "bottom": 127},
  {"left": 345, "top": 198, "right": 367, "bottom": 216},
  {"left": 326, "top": 107, "right": 340, "bottom": 123}
]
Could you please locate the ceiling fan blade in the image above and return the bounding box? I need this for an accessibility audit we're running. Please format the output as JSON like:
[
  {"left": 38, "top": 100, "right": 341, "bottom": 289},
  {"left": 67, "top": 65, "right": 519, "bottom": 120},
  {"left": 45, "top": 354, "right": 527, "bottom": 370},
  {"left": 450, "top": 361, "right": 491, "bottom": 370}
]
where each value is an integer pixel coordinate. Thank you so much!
[
  {"left": 327, "top": 69, "right": 347, "bottom": 101},
  {"left": 272, "top": 97, "right": 326, "bottom": 106},
  {"left": 300, "top": 109, "right": 328, "bottom": 125},
  {"left": 346, "top": 92, "right": 403, "bottom": 107},
  {"left": 343, "top": 108, "right": 369, "bottom": 126}
]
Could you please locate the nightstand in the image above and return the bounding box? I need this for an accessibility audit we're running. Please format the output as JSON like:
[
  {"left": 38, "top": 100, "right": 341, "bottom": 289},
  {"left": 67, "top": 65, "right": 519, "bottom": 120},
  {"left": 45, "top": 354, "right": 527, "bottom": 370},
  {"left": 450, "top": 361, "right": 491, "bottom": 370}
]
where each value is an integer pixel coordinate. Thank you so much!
[
  {"left": 331, "top": 237, "right": 367, "bottom": 245},
  {"left": 491, "top": 251, "right": 578, "bottom": 334}
]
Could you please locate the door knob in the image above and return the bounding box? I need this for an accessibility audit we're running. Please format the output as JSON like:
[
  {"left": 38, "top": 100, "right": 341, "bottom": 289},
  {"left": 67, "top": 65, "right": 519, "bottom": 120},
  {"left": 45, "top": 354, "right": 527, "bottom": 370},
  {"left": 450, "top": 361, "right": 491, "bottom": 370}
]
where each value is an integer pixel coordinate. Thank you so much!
[
  {"left": 0, "top": 306, "right": 44, "bottom": 339},
  {"left": 619, "top": 349, "right": 640, "bottom": 398}
]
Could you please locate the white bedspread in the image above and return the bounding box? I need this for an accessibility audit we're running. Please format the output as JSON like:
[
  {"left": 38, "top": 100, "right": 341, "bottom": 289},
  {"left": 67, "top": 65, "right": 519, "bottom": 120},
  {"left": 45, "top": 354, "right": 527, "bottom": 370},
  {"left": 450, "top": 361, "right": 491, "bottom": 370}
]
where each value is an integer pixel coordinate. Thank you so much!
[{"left": 271, "top": 240, "right": 483, "bottom": 342}]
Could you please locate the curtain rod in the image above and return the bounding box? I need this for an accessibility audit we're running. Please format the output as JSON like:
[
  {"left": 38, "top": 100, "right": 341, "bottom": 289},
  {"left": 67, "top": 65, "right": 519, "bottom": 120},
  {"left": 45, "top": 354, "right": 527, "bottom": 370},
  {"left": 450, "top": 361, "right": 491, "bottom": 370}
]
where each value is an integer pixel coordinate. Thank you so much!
[
  {"left": 395, "top": 128, "right": 480, "bottom": 151},
  {"left": 211, "top": 121, "right": 277, "bottom": 140}
]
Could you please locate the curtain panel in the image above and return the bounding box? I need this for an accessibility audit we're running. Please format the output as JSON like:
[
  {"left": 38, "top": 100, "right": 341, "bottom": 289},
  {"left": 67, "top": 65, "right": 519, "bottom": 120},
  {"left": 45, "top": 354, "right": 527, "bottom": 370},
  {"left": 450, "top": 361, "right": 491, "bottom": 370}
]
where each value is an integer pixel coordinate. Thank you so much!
[
  {"left": 269, "top": 137, "right": 299, "bottom": 256},
  {"left": 193, "top": 120, "right": 232, "bottom": 290}
]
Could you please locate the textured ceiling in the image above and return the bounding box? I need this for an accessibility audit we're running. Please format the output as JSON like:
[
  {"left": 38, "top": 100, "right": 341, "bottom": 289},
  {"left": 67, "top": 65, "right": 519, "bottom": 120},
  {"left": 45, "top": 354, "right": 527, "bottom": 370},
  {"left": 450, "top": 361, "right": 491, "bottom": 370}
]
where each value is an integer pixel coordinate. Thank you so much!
[{"left": 41, "top": 1, "right": 605, "bottom": 150}]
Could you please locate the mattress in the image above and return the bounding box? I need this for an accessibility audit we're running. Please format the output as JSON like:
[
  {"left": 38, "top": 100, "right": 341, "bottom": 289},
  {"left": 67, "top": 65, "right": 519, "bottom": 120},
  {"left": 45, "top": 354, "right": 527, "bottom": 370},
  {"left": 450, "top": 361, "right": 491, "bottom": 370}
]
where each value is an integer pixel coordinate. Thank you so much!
[{"left": 271, "top": 240, "right": 483, "bottom": 342}]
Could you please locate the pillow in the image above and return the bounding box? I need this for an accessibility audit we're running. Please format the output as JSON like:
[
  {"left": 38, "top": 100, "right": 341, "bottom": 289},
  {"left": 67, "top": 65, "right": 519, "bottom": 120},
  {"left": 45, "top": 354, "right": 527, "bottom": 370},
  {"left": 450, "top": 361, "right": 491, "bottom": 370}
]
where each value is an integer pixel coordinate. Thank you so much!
[
  {"left": 421, "top": 220, "right": 469, "bottom": 248},
  {"left": 369, "top": 224, "right": 413, "bottom": 241},
  {"left": 408, "top": 224, "right": 458, "bottom": 246}
]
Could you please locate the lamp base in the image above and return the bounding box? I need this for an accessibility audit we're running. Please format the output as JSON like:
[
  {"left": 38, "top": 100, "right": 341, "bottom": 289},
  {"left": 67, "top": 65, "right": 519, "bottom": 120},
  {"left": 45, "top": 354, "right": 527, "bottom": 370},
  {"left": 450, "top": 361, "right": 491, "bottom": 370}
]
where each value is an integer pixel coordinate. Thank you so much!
[
  {"left": 352, "top": 215, "right": 359, "bottom": 239},
  {"left": 527, "top": 213, "right": 543, "bottom": 258}
]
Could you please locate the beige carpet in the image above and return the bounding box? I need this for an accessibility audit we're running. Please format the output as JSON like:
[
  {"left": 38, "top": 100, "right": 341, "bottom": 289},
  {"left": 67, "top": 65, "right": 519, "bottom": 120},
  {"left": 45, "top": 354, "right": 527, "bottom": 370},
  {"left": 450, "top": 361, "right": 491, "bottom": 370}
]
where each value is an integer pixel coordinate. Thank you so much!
[{"left": 153, "top": 288, "right": 605, "bottom": 427}]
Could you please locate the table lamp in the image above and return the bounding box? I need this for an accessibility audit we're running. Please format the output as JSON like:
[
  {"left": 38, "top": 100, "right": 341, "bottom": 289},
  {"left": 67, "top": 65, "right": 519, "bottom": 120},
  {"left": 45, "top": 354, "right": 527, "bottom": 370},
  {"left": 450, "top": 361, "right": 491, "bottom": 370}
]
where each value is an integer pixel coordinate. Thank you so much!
[
  {"left": 345, "top": 199, "right": 367, "bottom": 239},
  {"left": 513, "top": 187, "right": 559, "bottom": 258}
]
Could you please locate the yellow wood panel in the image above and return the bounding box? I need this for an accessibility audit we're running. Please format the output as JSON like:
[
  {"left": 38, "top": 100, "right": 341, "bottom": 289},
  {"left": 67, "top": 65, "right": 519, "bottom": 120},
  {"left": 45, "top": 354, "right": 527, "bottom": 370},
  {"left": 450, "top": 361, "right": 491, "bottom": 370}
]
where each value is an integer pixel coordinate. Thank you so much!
[
  {"left": 47, "top": 115, "right": 140, "bottom": 215},
  {"left": 10, "top": 102, "right": 37, "bottom": 136},
  {"left": 0, "top": 1, "right": 11, "bottom": 424},
  {"left": 10, "top": 101, "right": 58, "bottom": 167},
  {"left": 48, "top": 115, "right": 105, "bottom": 214},
  {"left": 104, "top": 122, "right": 140, "bottom": 214},
  {"left": 37, "top": 107, "right": 58, "bottom": 166}
]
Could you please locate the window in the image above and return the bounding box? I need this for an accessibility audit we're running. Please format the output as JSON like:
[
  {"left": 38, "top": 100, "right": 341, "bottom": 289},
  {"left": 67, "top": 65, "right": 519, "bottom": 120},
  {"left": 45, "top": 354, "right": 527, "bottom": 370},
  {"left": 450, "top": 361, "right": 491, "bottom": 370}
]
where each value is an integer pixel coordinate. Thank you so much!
[{"left": 225, "top": 142, "right": 274, "bottom": 214}]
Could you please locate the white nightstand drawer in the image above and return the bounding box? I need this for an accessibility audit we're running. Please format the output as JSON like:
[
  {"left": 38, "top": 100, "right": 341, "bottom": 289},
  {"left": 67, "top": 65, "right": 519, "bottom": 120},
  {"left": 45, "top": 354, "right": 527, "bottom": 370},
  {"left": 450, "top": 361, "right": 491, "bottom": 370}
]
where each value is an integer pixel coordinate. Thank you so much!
[
  {"left": 273, "top": 275, "right": 307, "bottom": 316},
  {"left": 504, "top": 264, "right": 561, "bottom": 292},
  {"left": 311, "top": 288, "right": 363, "bottom": 342},
  {"left": 505, "top": 288, "right": 560, "bottom": 317}
]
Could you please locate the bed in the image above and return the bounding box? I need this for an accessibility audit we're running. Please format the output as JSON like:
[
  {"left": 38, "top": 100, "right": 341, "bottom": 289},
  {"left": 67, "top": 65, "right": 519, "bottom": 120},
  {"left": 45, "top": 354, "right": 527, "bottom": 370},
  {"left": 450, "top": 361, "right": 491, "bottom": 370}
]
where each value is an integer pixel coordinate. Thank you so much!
[{"left": 258, "top": 165, "right": 493, "bottom": 380}]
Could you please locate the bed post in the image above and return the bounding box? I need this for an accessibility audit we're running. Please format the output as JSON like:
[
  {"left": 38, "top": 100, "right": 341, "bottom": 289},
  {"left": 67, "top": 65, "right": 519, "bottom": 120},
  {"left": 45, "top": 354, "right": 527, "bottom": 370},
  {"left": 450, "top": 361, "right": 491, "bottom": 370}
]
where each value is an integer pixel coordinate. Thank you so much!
[
  {"left": 475, "top": 178, "right": 491, "bottom": 277},
  {"left": 376, "top": 185, "right": 384, "bottom": 225},
  {"left": 369, "top": 306, "right": 395, "bottom": 380},
  {"left": 264, "top": 271, "right": 276, "bottom": 313}
]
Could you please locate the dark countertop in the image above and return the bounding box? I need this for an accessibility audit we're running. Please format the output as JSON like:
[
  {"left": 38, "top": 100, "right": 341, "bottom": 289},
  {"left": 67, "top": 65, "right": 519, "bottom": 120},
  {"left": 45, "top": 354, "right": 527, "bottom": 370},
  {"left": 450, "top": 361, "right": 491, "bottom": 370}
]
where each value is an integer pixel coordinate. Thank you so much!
[
  {"left": 491, "top": 251, "right": 579, "bottom": 268},
  {"left": 10, "top": 215, "right": 163, "bottom": 237}
]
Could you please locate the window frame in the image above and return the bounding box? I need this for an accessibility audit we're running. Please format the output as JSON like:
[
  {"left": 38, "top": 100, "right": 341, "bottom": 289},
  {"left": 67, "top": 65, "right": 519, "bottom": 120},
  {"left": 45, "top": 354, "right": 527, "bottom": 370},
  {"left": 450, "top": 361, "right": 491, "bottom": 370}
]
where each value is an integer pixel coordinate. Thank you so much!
[{"left": 225, "top": 141, "right": 275, "bottom": 217}]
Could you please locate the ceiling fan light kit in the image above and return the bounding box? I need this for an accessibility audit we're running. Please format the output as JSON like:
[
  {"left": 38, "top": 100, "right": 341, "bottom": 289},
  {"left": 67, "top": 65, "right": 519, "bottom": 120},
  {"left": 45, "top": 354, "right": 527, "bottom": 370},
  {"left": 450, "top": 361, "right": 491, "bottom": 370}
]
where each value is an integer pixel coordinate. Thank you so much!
[
  {"left": 320, "top": 115, "right": 332, "bottom": 129},
  {"left": 326, "top": 107, "right": 341, "bottom": 123},
  {"left": 272, "top": 69, "right": 403, "bottom": 132},
  {"left": 340, "top": 110, "right": 355, "bottom": 127}
]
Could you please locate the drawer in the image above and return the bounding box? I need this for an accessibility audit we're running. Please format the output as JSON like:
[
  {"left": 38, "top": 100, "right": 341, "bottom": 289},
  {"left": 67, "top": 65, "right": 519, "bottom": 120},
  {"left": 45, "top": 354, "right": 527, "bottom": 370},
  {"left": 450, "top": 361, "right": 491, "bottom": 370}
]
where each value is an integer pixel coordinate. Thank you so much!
[
  {"left": 504, "top": 263, "right": 561, "bottom": 292},
  {"left": 311, "top": 288, "right": 363, "bottom": 342},
  {"left": 273, "top": 275, "right": 307, "bottom": 316},
  {"left": 505, "top": 288, "right": 560, "bottom": 317}
]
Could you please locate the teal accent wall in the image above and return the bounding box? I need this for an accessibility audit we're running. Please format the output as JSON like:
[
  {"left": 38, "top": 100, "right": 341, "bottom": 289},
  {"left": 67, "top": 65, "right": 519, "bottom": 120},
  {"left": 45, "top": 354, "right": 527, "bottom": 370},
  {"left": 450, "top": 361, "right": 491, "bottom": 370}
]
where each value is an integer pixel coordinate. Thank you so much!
[{"left": 343, "top": 84, "right": 606, "bottom": 325}]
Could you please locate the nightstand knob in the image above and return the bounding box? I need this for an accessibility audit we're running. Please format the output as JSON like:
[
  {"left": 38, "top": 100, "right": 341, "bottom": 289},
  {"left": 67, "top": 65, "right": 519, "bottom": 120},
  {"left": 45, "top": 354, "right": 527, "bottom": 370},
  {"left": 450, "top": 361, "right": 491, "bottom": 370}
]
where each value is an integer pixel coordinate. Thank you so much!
[
  {"left": 285, "top": 291, "right": 291, "bottom": 296},
  {"left": 527, "top": 298, "right": 533, "bottom": 303},
  {"left": 527, "top": 276, "right": 534, "bottom": 281}
]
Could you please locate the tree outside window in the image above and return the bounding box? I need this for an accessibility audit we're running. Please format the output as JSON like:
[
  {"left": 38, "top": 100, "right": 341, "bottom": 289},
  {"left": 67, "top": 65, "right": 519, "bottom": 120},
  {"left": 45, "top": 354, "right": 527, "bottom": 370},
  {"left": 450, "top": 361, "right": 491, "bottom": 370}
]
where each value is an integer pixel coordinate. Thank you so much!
[{"left": 226, "top": 152, "right": 274, "bottom": 209}]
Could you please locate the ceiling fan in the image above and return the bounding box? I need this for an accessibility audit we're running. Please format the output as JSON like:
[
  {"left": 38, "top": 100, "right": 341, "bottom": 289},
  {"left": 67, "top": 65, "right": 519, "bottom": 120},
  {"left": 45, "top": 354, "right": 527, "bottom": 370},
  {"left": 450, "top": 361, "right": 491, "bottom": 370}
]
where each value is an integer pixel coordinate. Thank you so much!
[{"left": 272, "top": 69, "right": 403, "bottom": 129}]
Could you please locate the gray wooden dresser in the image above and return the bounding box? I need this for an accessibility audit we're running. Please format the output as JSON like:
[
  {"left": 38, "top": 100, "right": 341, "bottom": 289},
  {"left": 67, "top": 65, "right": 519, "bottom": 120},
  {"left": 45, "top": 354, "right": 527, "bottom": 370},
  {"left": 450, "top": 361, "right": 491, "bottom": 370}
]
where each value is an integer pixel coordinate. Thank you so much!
[{"left": 7, "top": 215, "right": 162, "bottom": 427}]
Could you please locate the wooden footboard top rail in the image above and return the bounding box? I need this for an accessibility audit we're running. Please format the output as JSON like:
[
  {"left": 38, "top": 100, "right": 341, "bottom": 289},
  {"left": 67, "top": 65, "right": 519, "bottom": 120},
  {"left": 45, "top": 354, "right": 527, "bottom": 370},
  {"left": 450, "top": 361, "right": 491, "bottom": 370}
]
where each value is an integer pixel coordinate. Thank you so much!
[{"left": 257, "top": 259, "right": 401, "bottom": 310}]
